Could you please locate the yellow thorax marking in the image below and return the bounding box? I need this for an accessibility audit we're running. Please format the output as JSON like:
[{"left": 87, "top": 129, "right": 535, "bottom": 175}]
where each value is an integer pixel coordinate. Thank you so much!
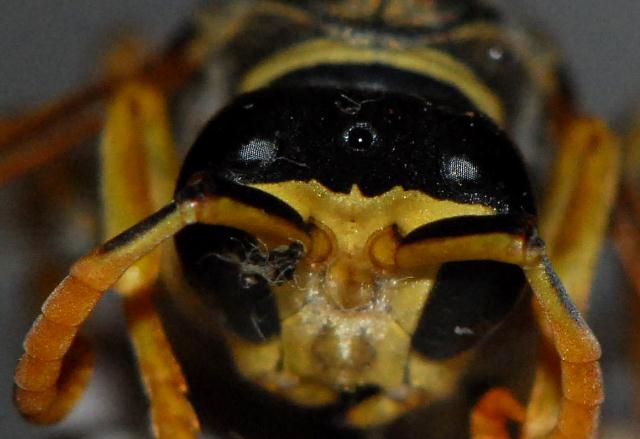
[
  {"left": 239, "top": 38, "right": 505, "bottom": 125},
  {"left": 249, "top": 181, "right": 495, "bottom": 253}
]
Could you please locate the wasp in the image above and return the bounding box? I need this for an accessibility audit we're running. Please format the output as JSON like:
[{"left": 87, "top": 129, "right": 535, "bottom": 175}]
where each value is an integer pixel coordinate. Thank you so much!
[{"left": 3, "top": 1, "right": 628, "bottom": 438}]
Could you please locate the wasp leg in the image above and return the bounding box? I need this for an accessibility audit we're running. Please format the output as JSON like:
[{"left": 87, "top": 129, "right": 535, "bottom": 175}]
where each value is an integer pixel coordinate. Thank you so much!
[
  {"left": 13, "top": 78, "right": 192, "bottom": 433},
  {"left": 528, "top": 115, "right": 619, "bottom": 437},
  {"left": 0, "top": 36, "right": 199, "bottom": 185},
  {"left": 471, "top": 387, "right": 526, "bottom": 439},
  {"left": 99, "top": 83, "right": 201, "bottom": 438},
  {"left": 614, "top": 119, "right": 640, "bottom": 296},
  {"left": 389, "top": 227, "right": 603, "bottom": 439},
  {"left": 123, "top": 292, "right": 200, "bottom": 438},
  {"left": 614, "top": 189, "right": 640, "bottom": 294},
  {"left": 0, "top": 39, "right": 144, "bottom": 183},
  {"left": 0, "top": 92, "right": 104, "bottom": 186},
  {"left": 524, "top": 257, "right": 602, "bottom": 439},
  {"left": 614, "top": 116, "right": 640, "bottom": 436},
  {"left": 539, "top": 116, "right": 620, "bottom": 312},
  {"left": 101, "top": 83, "right": 180, "bottom": 291}
]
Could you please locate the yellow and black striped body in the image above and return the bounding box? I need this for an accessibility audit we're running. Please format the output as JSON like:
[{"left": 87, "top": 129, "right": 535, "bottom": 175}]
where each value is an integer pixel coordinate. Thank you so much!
[{"left": 159, "top": 1, "right": 568, "bottom": 438}]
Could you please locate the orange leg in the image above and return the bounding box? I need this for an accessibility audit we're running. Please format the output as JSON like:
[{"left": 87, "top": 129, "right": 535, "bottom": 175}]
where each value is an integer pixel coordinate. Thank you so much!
[
  {"left": 0, "top": 98, "right": 103, "bottom": 186},
  {"left": 615, "top": 117, "right": 640, "bottom": 296},
  {"left": 530, "top": 114, "right": 619, "bottom": 437},
  {"left": 613, "top": 114, "right": 640, "bottom": 437},
  {"left": 14, "top": 79, "right": 196, "bottom": 437},
  {"left": 471, "top": 388, "right": 526, "bottom": 439},
  {"left": 100, "top": 82, "right": 203, "bottom": 438},
  {"left": 0, "top": 35, "right": 199, "bottom": 185},
  {"left": 124, "top": 293, "right": 200, "bottom": 438},
  {"left": 539, "top": 116, "right": 620, "bottom": 313},
  {"left": 614, "top": 187, "right": 640, "bottom": 295}
]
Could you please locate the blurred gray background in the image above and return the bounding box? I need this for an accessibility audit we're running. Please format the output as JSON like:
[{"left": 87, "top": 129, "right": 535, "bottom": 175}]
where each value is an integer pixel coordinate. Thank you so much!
[{"left": 1, "top": 1, "right": 640, "bottom": 438}]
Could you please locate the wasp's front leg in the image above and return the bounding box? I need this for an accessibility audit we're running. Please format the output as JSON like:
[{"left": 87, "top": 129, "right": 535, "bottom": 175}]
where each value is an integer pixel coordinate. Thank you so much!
[
  {"left": 0, "top": 35, "right": 199, "bottom": 186},
  {"left": 12, "top": 80, "right": 200, "bottom": 438},
  {"left": 526, "top": 113, "right": 620, "bottom": 438},
  {"left": 540, "top": 115, "right": 621, "bottom": 312},
  {"left": 99, "top": 81, "right": 200, "bottom": 439},
  {"left": 613, "top": 113, "right": 640, "bottom": 435},
  {"left": 614, "top": 115, "right": 640, "bottom": 296}
]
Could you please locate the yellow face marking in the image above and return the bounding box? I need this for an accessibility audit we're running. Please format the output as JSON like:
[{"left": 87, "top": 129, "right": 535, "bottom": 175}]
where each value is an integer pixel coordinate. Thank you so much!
[
  {"left": 239, "top": 38, "right": 505, "bottom": 125},
  {"left": 408, "top": 350, "right": 474, "bottom": 400},
  {"left": 231, "top": 180, "right": 496, "bottom": 393},
  {"left": 250, "top": 180, "right": 495, "bottom": 239}
]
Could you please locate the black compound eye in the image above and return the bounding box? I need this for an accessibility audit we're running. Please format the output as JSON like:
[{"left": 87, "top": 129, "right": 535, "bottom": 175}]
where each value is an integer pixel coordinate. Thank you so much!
[
  {"left": 411, "top": 261, "right": 525, "bottom": 360},
  {"left": 344, "top": 124, "right": 376, "bottom": 152},
  {"left": 175, "top": 224, "right": 294, "bottom": 342}
]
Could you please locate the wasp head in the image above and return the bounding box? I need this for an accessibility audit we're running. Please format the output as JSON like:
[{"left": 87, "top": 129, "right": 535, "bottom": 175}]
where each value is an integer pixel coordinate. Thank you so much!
[{"left": 172, "top": 87, "right": 533, "bottom": 413}]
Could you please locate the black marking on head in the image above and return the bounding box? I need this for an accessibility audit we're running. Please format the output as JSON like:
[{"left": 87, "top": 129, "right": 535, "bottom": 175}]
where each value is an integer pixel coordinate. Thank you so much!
[
  {"left": 411, "top": 261, "right": 526, "bottom": 359},
  {"left": 403, "top": 214, "right": 536, "bottom": 244},
  {"left": 102, "top": 202, "right": 177, "bottom": 253},
  {"left": 214, "top": 181, "right": 309, "bottom": 231},
  {"left": 177, "top": 87, "right": 535, "bottom": 215},
  {"left": 176, "top": 175, "right": 307, "bottom": 232}
]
